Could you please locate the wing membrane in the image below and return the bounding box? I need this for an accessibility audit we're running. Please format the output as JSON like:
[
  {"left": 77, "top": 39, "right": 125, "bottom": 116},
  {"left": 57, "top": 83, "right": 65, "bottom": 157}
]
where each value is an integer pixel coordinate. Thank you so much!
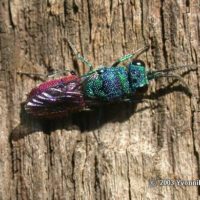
[{"left": 25, "top": 78, "right": 85, "bottom": 117}]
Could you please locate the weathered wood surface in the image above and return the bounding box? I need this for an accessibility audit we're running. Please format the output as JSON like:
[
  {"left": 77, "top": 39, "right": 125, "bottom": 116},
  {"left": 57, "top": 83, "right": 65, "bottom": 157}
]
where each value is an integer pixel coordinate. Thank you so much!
[{"left": 0, "top": 0, "right": 200, "bottom": 199}]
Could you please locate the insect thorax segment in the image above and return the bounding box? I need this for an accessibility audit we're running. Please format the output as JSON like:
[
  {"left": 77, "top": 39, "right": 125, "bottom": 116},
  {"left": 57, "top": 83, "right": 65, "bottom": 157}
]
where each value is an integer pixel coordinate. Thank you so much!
[{"left": 83, "top": 65, "right": 149, "bottom": 101}]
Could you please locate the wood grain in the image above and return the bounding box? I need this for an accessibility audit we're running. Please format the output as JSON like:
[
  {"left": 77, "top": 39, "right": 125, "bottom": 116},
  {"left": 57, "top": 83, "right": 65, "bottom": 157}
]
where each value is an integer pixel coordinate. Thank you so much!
[{"left": 0, "top": 0, "right": 199, "bottom": 199}]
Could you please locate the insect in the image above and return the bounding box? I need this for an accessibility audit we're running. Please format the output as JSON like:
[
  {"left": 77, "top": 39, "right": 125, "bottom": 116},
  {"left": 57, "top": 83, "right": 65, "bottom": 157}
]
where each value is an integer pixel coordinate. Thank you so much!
[
  {"left": 24, "top": 39, "right": 198, "bottom": 117},
  {"left": 67, "top": 40, "right": 196, "bottom": 104},
  {"left": 81, "top": 61, "right": 195, "bottom": 103}
]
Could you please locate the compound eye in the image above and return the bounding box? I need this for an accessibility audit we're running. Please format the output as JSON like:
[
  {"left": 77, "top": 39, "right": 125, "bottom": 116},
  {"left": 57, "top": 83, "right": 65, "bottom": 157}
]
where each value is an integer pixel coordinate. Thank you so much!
[{"left": 132, "top": 59, "right": 145, "bottom": 67}]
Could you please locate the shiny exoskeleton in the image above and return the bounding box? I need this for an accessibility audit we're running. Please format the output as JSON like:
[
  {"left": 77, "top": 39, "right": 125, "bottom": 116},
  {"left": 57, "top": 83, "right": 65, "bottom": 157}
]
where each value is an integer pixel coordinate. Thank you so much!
[
  {"left": 82, "top": 61, "right": 148, "bottom": 101},
  {"left": 25, "top": 73, "right": 85, "bottom": 117},
  {"left": 24, "top": 39, "right": 197, "bottom": 117}
]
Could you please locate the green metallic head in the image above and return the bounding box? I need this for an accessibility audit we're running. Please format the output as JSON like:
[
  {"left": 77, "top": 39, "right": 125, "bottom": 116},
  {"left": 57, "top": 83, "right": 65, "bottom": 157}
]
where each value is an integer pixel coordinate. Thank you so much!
[{"left": 128, "top": 60, "right": 149, "bottom": 92}]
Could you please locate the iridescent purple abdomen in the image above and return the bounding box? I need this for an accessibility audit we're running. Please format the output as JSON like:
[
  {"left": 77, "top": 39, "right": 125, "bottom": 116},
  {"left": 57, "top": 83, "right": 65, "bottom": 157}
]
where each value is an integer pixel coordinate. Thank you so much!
[{"left": 25, "top": 75, "right": 85, "bottom": 117}]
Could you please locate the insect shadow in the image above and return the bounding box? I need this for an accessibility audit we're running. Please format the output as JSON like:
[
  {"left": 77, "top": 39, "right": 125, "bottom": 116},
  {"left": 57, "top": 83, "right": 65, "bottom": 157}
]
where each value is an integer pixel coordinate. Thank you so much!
[
  {"left": 10, "top": 80, "right": 191, "bottom": 142},
  {"left": 71, "top": 83, "right": 191, "bottom": 131}
]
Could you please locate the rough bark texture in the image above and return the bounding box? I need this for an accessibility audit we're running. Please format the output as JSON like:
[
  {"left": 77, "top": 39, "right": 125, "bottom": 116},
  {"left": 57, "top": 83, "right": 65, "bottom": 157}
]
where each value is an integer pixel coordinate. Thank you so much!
[{"left": 0, "top": 0, "right": 200, "bottom": 199}]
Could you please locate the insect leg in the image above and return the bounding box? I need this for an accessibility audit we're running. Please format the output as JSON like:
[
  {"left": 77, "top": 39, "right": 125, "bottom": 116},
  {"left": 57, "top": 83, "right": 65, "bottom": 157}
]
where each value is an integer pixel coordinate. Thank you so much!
[
  {"left": 16, "top": 71, "right": 46, "bottom": 77},
  {"left": 47, "top": 69, "right": 75, "bottom": 78},
  {"left": 65, "top": 38, "right": 93, "bottom": 71},
  {"left": 16, "top": 71, "right": 48, "bottom": 81},
  {"left": 112, "top": 45, "right": 149, "bottom": 67},
  {"left": 16, "top": 69, "right": 73, "bottom": 80}
]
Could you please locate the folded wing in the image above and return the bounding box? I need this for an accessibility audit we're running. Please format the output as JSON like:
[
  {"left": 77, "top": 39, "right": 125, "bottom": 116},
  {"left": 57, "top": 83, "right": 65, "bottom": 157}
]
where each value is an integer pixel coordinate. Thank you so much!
[{"left": 25, "top": 76, "right": 85, "bottom": 117}]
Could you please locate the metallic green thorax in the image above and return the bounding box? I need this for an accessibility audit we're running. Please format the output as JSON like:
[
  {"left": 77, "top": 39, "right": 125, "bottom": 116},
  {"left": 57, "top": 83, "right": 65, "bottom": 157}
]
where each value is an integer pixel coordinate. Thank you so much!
[{"left": 83, "top": 64, "right": 149, "bottom": 101}]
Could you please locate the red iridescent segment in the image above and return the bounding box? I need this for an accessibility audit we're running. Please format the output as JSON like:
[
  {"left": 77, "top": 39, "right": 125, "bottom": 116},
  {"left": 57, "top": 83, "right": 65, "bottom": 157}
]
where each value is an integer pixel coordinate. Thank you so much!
[{"left": 25, "top": 75, "right": 85, "bottom": 117}]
